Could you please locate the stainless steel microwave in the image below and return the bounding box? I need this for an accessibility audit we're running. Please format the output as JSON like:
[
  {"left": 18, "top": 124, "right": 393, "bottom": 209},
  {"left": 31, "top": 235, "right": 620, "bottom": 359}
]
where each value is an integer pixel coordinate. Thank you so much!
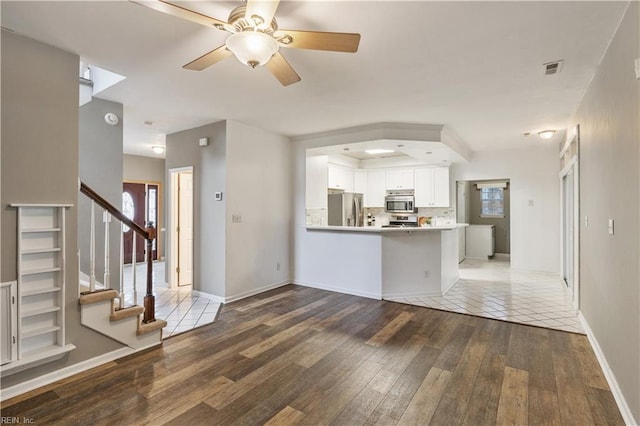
[{"left": 385, "top": 192, "right": 415, "bottom": 213}]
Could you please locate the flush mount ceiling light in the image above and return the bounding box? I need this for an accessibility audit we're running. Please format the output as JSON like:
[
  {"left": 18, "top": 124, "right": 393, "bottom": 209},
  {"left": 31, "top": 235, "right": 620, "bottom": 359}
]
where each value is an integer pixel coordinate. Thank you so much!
[
  {"left": 152, "top": 146, "right": 165, "bottom": 154},
  {"left": 365, "top": 149, "right": 395, "bottom": 155},
  {"left": 130, "top": 0, "right": 360, "bottom": 86},
  {"left": 538, "top": 130, "right": 556, "bottom": 140}
]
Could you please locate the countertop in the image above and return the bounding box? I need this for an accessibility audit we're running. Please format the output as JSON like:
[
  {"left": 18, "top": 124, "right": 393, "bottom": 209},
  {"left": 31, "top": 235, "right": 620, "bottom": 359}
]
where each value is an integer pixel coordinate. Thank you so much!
[{"left": 306, "top": 223, "right": 467, "bottom": 233}]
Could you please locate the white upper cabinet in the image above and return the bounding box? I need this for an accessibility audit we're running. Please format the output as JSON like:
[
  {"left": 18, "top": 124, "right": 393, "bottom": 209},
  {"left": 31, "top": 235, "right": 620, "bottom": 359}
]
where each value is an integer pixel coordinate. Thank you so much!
[
  {"left": 354, "top": 170, "right": 367, "bottom": 194},
  {"left": 385, "top": 169, "right": 414, "bottom": 190},
  {"left": 306, "top": 155, "right": 328, "bottom": 209},
  {"left": 328, "top": 163, "right": 354, "bottom": 192},
  {"left": 366, "top": 171, "right": 386, "bottom": 207},
  {"left": 415, "top": 167, "right": 450, "bottom": 207}
]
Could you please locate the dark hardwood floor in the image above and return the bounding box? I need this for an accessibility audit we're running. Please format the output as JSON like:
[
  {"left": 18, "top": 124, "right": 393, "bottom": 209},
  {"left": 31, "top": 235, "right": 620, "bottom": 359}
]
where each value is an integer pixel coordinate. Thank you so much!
[{"left": 1, "top": 285, "right": 624, "bottom": 425}]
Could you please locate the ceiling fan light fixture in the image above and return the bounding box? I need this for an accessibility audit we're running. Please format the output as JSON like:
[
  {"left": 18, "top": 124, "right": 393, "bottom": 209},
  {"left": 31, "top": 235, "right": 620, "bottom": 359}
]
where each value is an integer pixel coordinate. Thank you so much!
[{"left": 226, "top": 30, "right": 279, "bottom": 68}]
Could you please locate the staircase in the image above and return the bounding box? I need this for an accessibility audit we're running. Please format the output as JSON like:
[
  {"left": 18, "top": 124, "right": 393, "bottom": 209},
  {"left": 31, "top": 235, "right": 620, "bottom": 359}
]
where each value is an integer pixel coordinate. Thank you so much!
[
  {"left": 78, "top": 182, "right": 167, "bottom": 350},
  {"left": 79, "top": 289, "right": 166, "bottom": 350}
]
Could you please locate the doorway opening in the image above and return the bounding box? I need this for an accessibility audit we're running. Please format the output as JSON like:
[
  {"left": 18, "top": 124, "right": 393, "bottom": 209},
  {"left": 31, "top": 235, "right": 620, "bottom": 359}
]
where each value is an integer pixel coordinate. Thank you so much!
[
  {"left": 169, "top": 167, "right": 194, "bottom": 288},
  {"left": 122, "top": 181, "right": 161, "bottom": 264},
  {"left": 560, "top": 126, "right": 580, "bottom": 310}
]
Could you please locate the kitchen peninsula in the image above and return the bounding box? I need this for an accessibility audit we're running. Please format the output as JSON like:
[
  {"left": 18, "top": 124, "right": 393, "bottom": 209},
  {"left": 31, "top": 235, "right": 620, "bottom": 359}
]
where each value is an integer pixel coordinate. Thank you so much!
[{"left": 304, "top": 225, "right": 461, "bottom": 299}]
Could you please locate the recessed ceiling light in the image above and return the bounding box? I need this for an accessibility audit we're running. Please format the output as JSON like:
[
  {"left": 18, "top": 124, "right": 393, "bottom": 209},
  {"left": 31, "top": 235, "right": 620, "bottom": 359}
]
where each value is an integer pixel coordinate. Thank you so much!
[
  {"left": 538, "top": 130, "right": 556, "bottom": 140},
  {"left": 343, "top": 147, "right": 350, "bottom": 151},
  {"left": 152, "top": 146, "right": 165, "bottom": 154},
  {"left": 523, "top": 132, "right": 531, "bottom": 136},
  {"left": 144, "top": 120, "right": 154, "bottom": 126},
  {"left": 426, "top": 151, "right": 432, "bottom": 155},
  {"left": 365, "top": 149, "right": 394, "bottom": 155},
  {"left": 397, "top": 144, "right": 404, "bottom": 148}
]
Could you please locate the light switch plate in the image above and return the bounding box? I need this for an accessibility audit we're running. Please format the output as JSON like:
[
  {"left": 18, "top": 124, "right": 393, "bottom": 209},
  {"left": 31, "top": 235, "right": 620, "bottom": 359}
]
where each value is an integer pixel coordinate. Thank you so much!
[
  {"left": 232, "top": 214, "right": 242, "bottom": 223},
  {"left": 635, "top": 58, "right": 640, "bottom": 80},
  {"left": 584, "top": 215, "right": 588, "bottom": 228},
  {"left": 608, "top": 219, "right": 614, "bottom": 235}
]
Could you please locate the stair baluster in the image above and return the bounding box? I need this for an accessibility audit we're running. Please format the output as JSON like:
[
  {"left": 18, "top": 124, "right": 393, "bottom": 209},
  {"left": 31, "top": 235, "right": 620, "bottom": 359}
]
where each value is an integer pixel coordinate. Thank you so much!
[
  {"left": 103, "top": 211, "right": 111, "bottom": 290},
  {"left": 89, "top": 200, "right": 96, "bottom": 292}
]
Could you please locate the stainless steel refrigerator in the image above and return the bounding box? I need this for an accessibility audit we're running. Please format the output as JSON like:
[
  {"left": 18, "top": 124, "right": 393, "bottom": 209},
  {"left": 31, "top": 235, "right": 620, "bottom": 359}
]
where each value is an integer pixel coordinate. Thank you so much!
[{"left": 328, "top": 192, "right": 364, "bottom": 227}]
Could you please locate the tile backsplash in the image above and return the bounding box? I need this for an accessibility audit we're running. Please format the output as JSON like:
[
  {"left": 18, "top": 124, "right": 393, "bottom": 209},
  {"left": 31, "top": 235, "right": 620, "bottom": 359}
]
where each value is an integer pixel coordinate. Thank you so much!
[
  {"left": 306, "top": 208, "right": 328, "bottom": 226},
  {"left": 364, "top": 207, "right": 456, "bottom": 226}
]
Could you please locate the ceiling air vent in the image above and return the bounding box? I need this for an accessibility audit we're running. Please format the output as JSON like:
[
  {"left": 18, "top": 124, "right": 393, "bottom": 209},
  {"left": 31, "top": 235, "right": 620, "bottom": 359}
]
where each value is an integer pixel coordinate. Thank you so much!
[{"left": 543, "top": 60, "right": 564, "bottom": 75}]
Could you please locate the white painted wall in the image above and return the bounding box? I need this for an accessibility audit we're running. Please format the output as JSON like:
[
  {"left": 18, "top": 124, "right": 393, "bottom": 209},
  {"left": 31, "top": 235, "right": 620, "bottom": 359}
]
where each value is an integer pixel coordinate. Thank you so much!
[
  {"left": 451, "top": 145, "right": 560, "bottom": 273},
  {"left": 225, "top": 121, "right": 292, "bottom": 301},
  {"left": 568, "top": 3, "right": 639, "bottom": 422}
]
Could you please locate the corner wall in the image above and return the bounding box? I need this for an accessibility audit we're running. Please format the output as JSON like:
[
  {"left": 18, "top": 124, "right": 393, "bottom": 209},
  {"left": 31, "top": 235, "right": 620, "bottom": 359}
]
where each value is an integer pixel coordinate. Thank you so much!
[
  {"left": 1, "top": 32, "right": 123, "bottom": 390},
  {"left": 569, "top": 2, "right": 639, "bottom": 422},
  {"left": 165, "top": 121, "right": 227, "bottom": 296},
  {"left": 451, "top": 145, "right": 560, "bottom": 273},
  {"left": 79, "top": 98, "right": 124, "bottom": 284},
  {"left": 225, "top": 121, "right": 292, "bottom": 300}
]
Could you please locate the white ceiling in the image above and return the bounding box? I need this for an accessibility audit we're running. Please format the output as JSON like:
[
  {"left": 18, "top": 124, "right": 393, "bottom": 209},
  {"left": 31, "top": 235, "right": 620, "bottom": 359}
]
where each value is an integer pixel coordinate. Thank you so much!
[{"left": 1, "top": 1, "right": 628, "bottom": 157}]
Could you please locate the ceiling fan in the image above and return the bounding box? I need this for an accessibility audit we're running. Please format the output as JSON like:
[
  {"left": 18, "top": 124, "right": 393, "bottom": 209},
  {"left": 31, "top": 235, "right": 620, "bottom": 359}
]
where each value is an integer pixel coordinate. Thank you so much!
[{"left": 131, "top": 0, "right": 361, "bottom": 86}]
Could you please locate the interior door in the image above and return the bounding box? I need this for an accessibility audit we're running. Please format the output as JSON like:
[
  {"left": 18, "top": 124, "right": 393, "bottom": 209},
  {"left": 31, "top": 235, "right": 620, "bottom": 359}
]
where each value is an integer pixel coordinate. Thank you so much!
[
  {"left": 123, "top": 182, "right": 146, "bottom": 264},
  {"left": 563, "top": 170, "right": 575, "bottom": 294},
  {"left": 178, "top": 172, "right": 193, "bottom": 286}
]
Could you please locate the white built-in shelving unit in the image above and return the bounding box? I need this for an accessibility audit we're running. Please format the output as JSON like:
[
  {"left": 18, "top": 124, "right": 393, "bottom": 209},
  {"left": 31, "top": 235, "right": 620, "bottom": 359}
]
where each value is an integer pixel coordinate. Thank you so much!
[{"left": 1, "top": 204, "right": 75, "bottom": 375}]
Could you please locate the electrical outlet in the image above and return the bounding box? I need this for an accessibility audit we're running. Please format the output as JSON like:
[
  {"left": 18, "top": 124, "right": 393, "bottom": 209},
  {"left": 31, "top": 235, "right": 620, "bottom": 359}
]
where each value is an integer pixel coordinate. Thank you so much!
[
  {"left": 424, "top": 270, "right": 430, "bottom": 278},
  {"left": 528, "top": 199, "right": 534, "bottom": 207},
  {"left": 276, "top": 262, "right": 281, "bottom": 271},
  {"left": 584, "top": 215, "right": 588, "bottom": 228},
  {"left": 608, "top": 219, "right": 614, "bottom": 235}
]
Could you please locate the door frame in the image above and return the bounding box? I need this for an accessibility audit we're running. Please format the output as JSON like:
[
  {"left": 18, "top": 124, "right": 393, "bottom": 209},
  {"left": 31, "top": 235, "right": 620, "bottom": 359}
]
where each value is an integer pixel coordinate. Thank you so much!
[
  {"left": 559, "top": 126, "right": 580, "bottom": 310},
  {"left": 169, "top": 166, "right": 194, "bottom": 288},
  {"left": 123, "top": 179, "right": 163, "bottom": 261}
]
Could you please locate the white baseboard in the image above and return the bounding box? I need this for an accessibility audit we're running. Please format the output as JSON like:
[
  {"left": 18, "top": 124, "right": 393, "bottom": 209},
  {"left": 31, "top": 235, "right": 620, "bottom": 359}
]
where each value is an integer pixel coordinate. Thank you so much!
[
  {"left": 493, "top": 253, "right": 511, "bottom": 259},
  {"left": 191, "top": 290, "right": 225, "bottom": 304},
  {"left": 293, "top": 280, "right": 381, "bottom": 300},
  {"left": 578, "top": 312, "right": 637, "bottom": 426},
  {"left": 0, "top": 347, "right": 135, "bottom": 402},
  {"left": 441, "top": 276, "right": 459, "bottom": 295},
  {"left": 223, "top": 281, "right": 291, "bottom": 303},
  {"left": 382, "top": 290, "right": 441, "bottom": 299}
]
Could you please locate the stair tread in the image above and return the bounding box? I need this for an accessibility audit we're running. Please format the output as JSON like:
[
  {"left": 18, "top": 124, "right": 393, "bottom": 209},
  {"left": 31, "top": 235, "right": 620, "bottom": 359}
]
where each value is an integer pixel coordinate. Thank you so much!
[
  {"left": 79, "top": 289, "right": 119, "bottom": 305},
  {"left": 137, "top": 319, "right": 168, "bottom": 336},
  {"left": 110, "top": 305, "right": 144, "bottom": 321}
]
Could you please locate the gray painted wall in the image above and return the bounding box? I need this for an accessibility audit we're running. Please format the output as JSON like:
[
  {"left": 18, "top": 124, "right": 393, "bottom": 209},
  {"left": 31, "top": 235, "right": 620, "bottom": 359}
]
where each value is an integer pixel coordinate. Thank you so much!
[
  {"left": 469, "top": 179, "right": 510, "bottom": 254},
  {"left": 165, "top": 121, "right": 227, "bottom": 296},
  {"left": 78, "top": 98, "right": 123, "bottom": 285},
  {"left": 569, "top": 3, "right": 639, "bottom": 422},
  {"left": 123, "top": 154, "right": 166, "bottom": 259},
  {"left": 1, "top": 33, "right": 122, "bottom": 390}
]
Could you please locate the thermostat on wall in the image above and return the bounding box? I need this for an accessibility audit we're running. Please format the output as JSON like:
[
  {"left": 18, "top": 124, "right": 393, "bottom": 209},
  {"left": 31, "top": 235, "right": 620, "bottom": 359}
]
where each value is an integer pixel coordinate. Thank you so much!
[{"left": 214, "top": 192, "right": 222, "bottom": 201}]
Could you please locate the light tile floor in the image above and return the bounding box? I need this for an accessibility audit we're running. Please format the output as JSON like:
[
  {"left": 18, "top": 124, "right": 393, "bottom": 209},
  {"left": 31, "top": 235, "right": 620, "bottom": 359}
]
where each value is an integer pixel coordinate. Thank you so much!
[
  {"left": 386, "top": 258, "right": 585, "bottom": 334},
  {"left": 122, "top": 261, "right": 221, "bottom": 338}
]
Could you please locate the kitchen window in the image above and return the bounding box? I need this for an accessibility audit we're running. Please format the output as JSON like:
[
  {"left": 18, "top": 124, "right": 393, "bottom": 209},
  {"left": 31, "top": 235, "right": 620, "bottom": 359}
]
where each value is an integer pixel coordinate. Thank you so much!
[{"left": 479, "top": 183, "right": 506, "bottom": 218}]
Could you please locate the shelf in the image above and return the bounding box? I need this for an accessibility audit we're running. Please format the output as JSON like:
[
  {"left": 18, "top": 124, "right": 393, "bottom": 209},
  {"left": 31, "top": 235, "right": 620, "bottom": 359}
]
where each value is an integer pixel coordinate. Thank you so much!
[
  {"left": 21, "top": 325, "right": 61, "bottom": 339},
  {"left": 22, "top": 287, "right": 62, "bottom": 297},
  {"left": 21, "top": 267, "right": 61, "bottom": 276},
  {"left": 21, "top": 227, "right": 61, "bottom": 234},
  {"left": 21, "top": 306, "right": 61, "bottom": 318},
  {"left": 22, "top": 248, "right": 61, "bottom": 255},
  {"left": 0, "top": 344, "right": 76, "bottom": 377}
]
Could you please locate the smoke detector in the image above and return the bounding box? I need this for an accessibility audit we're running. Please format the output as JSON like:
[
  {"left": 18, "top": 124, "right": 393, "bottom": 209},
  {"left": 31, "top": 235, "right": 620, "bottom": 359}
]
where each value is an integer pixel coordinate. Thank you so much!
[{"left": 543, "top": 60, "right": 564, "bottom": 75}]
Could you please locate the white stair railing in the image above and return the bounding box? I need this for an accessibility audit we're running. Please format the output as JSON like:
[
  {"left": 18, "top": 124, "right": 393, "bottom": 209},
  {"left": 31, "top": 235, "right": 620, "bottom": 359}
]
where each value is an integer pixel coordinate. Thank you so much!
[{"left": 89, "top": 201, "right": 96, "bottom": 292}]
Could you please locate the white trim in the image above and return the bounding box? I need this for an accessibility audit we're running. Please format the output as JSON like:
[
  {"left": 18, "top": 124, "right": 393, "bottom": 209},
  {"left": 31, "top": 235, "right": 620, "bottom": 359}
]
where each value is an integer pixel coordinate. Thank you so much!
[
  {"left": 0, "top": 347, "right": 134, "bottom": 402},
  {"left": 578, "top": 313, "right": 637, "bottom": 426},
  {"left": 493, "top": 253, "right": 511, "bottom": 259},
  {"left": 382, "top": 290, "right": 441, "bottom": 299},
  {"left": 9, "top": 204, "right": 73, "bottom": 208},
  {"left": 191, "top": 290, "right": 225, "bottom": 304},
  {"left": 293, "top": 280, "right": 381, "bottom": 300},
  {"left": 223, "top": 281, "right": 291, "bottom": 303}
]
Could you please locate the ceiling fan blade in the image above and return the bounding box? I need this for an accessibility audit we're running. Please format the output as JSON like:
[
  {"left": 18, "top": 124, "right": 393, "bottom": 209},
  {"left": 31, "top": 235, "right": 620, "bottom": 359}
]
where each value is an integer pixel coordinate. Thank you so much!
[
  {"left": 276, "top": 30, "right": 361, "bottom": 53},
  {"left": 245, "top": 0, "right": 280, "bottom": 28},
  {"left": 266, "top": 52, "right": 301, "bottom": 86},
  {"left": 130, "top": 0, "right": 229, "bottom": 30},
  {"left": 183, "top": 46, "right": 233, "bottom": 71}
]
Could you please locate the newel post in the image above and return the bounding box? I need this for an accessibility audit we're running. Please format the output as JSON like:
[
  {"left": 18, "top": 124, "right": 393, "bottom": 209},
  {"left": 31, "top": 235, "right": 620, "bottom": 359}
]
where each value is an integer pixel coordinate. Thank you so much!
[{"left": 143, "top": 226, "right": 157, "bottom": 323}]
